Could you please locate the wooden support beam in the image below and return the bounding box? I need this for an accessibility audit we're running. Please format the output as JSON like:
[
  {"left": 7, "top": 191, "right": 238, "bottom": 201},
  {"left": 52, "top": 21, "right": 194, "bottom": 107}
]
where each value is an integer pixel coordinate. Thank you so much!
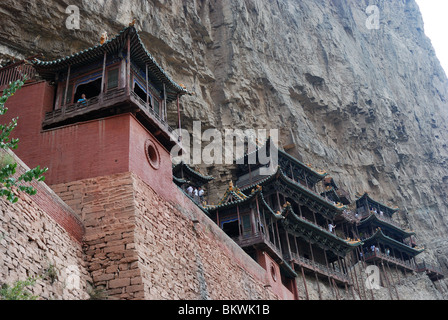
[
  {"left": 62, "top": 65, "right": 71, "bottom": 114},
  {"left": 146, "top": 63, "right": 149, "bottom": 105},
  {"left": 324, "top": 249, "right": 337, "bottom": 300},
  {"left": 300, "top": 266, "right": 309, "bottom": 300},
  {"left": 100, "top": 51, "right": 107, "bottom": 103},
  {"left": 126, "top": 35, "right": 131, "bottom": 96},
  {"left": 308, "top": 241, "right": 322, "bottom": 300}
]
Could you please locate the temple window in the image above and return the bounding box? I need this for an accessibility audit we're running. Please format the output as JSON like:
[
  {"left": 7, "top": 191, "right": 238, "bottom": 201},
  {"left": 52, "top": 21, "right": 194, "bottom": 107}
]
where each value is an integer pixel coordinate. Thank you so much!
[
  {"left": 133, "top": 82, "right": 147, "bottom": 102},
  {"left": 107, "top": 67, "right": 119, "bottom": 90},
  {"left": 241, "top": 214, "right": 252, "bottom": 236},
  {"left": 221, "top": 217, "right": 239, "bottom": 238},
  {"left": 74, "top": 77, "right": 102, "bottom": 103}
]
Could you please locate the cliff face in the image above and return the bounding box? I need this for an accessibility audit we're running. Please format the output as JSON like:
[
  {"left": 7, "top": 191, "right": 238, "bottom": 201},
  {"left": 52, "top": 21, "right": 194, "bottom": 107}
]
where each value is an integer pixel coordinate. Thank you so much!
[{"left": 1, "top": 0, "right": 447, "bottom": 297}]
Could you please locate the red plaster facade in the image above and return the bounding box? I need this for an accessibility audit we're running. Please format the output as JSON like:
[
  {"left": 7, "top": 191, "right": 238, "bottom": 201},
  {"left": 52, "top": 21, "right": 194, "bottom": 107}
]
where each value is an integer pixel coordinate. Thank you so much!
[
  {"left": 4, "top": 80, "right": 179, "bottom": 202},
  {"left": 2, "top": 78, "right": 300, "bottom": 300}
]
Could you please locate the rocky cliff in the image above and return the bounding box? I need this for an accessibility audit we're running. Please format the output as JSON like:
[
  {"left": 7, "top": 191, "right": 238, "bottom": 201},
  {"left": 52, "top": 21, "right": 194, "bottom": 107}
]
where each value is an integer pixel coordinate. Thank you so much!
[{"left": 1, "top": 0, "right": 447, "bottom": 298}]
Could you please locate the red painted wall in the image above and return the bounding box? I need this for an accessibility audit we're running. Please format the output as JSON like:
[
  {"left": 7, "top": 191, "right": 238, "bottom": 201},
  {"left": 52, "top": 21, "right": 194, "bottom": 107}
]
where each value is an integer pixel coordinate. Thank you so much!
[
  {"left": 4, "top": 80, "right": 178, "bottom": 197},
  {"left": 5, "top": 81, "right": 133, "bottom": 185},
  {"left": 256, "top": 250, "right": 297, "bottom": 300},
  {"left": 128, "top": 116, "right": 179, "bottom": 202}
]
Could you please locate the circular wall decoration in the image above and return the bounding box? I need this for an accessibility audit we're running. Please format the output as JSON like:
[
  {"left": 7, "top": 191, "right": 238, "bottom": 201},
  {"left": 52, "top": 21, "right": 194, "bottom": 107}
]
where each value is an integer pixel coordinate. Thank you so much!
[{"left": 145, "top": 139, "right": 161, "bottom": 170}]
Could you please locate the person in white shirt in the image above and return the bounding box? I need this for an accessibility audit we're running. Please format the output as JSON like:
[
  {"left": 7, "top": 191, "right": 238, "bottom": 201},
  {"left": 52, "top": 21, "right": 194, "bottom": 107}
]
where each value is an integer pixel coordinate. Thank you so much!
[
  {"left": 187, "top": 185, "right": 194, "bottom": 196},
  {"left": 198, "top": 187, "right": 205, "bottom": 201}
]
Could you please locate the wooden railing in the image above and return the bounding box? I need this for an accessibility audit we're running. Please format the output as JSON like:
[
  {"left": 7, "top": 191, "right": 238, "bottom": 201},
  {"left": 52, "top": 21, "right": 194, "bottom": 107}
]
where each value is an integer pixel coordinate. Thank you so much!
[
  {"left": 0, "top": 62, "right": 36, "bottom": 87},
  {"left": 287, "top": 252, "right": 350, "bottom": 283},
  {"left": 43, "top": 88, "right": 179, "bottom": 141},
  {"left": 130, "top": 91, "right": 179, "bottom": 140},
  {"left": 416, "top": 261, "right": 445, "bottom": 278},
  {"left": 364, "top": 251, "right": 415, "bottom": 271}
]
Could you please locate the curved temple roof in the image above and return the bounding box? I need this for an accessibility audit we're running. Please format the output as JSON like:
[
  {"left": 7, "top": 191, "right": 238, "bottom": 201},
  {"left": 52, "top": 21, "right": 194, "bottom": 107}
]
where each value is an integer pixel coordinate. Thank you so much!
[
  {"left": 240, "top": 166, "right": 347, "bottom": 215},
  {"left": 281, "top": 202, "right": 363, "bottom": 256},
  {"left": 31, "top": 26, "right": 190, "bottom": 102},
  {"left": 237, "top": 137, "right": 328, "bottom": 184},
  {"left": 358, "top": 212, "right": 415, "bottom": 238},
  {"left": 172, "top": 161, "right": 215, "bottom": 187},
  {"left": 355, "top": 192, "right": 399, "bottom": 214},
  {"left": 362, "top": 229, "right": 424, "bottom": 257}
]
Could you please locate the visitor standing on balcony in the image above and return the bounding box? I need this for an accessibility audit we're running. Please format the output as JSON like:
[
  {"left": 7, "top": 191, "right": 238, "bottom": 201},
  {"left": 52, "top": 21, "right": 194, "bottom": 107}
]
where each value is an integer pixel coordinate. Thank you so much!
[
  {"left": 187, "top": 185, "right": 194, "bottom": 197},
  {"left": 198, "top": 187, "right": 205, "bottom": 202},
  {"left": 77, "top": 93, "right": 87, "bottom": 106}
]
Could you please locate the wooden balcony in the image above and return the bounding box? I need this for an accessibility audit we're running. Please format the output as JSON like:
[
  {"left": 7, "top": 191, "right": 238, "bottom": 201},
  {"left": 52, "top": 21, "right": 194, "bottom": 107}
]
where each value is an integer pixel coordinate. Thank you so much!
[
  {"left": 416, "top": 261, "right": 445, "bottom": 281},
  {"left": 234, "top": 232, "right": 350, "bottom": 285},
  {"left": 42, "top": 87, "right": 180, "bottom": 149},
  {"left": 363, "top": 251, "right": 415, "bottom": 272},
  {"left": 0, "top": 61, "right": 37, "bottom": 88},
  {"left": 287, "top": 252, "right": 350, "bottom": 285},
  {"left": 233, "top": 232, "right": 283, "bottom": 262}
]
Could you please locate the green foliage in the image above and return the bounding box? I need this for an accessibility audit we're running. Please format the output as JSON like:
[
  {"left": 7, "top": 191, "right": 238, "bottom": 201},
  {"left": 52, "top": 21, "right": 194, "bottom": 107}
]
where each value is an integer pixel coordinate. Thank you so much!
[
  {"left": 0, "top": 277, "right": 39, "bottom": 300},
  {"left": 87, "top": 285, "right": 108, "bottom": 300},
  {"left": 0, "top": 79, "right": 48, "bottom": 203},
  {"left": 43, "top": 263, "right": 58, "bottom": 284}
]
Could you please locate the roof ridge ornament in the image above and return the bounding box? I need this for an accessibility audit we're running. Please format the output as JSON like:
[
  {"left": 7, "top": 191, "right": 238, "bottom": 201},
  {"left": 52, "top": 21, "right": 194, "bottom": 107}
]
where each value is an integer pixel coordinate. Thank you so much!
[{"left": 100, "top": 31, "right": 108, "bottom": 45}]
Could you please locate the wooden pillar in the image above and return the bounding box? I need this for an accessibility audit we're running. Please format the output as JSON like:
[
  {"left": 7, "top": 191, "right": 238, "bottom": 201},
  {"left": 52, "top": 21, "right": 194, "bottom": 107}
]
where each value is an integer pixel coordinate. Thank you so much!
[
  {"left": 250, "top": 207, "right": 257, "bottom": 235},
  {"left": 236, "top": 204, "right": 242, "bottom": 238},
  {"left": 276, "top": 191, "right": 282, "bottom": 211},
  {"left": 275, "top": 221, "right": 282, "bottom": 254},
  {"left": 323, "top": 249, "right": 336, "bottom": 299},
  {"left": 346, "top": 254, "right": 359, "bottom": 300},
  {"left": 262, "top": 208, "right": 269, "bottom": 242},
  {"left": 386, "top": 261, "right": 400, "bottom": 300},
  {"left": 54, "top": 73, "right": 61, "bottom": 110},
  {"left": 308, "top": 241, "right": 322, "bottom": 300},
  {"left": 381, "top": 259, "right": 394, "bottom": 300},
  {"left": 285, "top": 233, "right": 292, "bottom": 260},
  {"left": 290, "top": 162, "right": 294, "bottom": 181},
  {"left": 216, "top": 209, "right": 220, "bottom": 229},
  {"left": 177, "top": 94, "right": 182, "bottom": 141},
  {"left": 300, "top": 266, "right": 310, "bottom": 300},
  {"left": 270, "top": 217, "right": 276, "bottom": 247},
  {"left": 255, "top": 196, "right": 262, "bottom": 234},
  {"left": 399, "top": 250, "right": 407, "bottom": 277},
  {"left": 100, "top": 51, "right": 107, "bottom": 102},
  {"left": 126, "top": 35, "right": 131, "bottom": 96},
  {"left": 338, "top": 257, "right": 348, "bottom": 298},
  {"left": 63, "top": 65, "right": 71, "bottom": 113},
  {"left": 298, "top": 203, "right": 303, "bottom": 218},
  {"left": 163, "top": 83, "right": 167, "bottom": 121}
]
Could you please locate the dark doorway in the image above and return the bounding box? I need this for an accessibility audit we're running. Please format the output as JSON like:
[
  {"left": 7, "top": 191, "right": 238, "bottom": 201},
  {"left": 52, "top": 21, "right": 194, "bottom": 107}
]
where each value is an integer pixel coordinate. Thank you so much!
[
  {"left": 134, "top": 83, "right": 147, "bottom": 102},
  {"left": 74, "top": 78, "right": 102, "bottom": 102},
  {"left": 222, "top": 219, "right": 240, "bottom": 238}
]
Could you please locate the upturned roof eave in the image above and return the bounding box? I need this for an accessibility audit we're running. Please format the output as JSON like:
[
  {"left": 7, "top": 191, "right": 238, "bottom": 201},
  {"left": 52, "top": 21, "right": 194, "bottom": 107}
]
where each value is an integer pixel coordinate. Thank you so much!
[
  {"left": 282, "top": 205, "right": 363, "bottom": 250},
  {"left": 358, "top": 213, "right": 415, "bottom": 237},
  {"left": 31, "top": 26, "right": 189, "bottom": 97},
  {"left": 356, "top": 192, "right": 399, "bottom": 213},
  {"left": 240, "top": 166, "right": 346, "bottom": 214},
  {"left": 363, "top": 229, "right": 424, "bottom": 256}
]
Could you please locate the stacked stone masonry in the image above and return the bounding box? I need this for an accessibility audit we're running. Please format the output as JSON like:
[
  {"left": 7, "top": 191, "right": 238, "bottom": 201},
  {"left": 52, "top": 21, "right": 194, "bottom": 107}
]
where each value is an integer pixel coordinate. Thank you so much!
[
  {"left": 0, "top": 149, "right": 91, "bottom": 300},
  {"left": 52, "top": 172, "right": 279, "bottom": 300}
]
